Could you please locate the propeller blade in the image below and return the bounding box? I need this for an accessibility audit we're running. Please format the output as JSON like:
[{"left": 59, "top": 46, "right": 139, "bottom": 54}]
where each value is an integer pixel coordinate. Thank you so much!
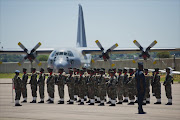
[
  {"left": 31, "top": 42, "right": 41, "bottom": 53},
  {"left": 107, "top": 43, "right": 118, "bottom": 52},
  {"left": 95, "top": 40, "right": 104, "bottom": 51},
  {"left": 146, "top": 40, "right": 157, "bottom": 52},
  {"left": 108, "top": 58, "right": 115, "bottom": 67},
  {"left": 149, "top": 57, "right": 157, "bottom": 64},
  {"left": 18, "top": 42, "right": 28, "bottom": 53},
  {"left": 133, "top": 40, "right": 143, "bottom": 51},
  {"left": 34, "top": 58, "right": 42, "bottom": 66},
  {"left": 132, "top": 55, "right": 139, "bottom": 63},
  {"left": 17, "top": 57, "right": 27, "bottom": 66}
]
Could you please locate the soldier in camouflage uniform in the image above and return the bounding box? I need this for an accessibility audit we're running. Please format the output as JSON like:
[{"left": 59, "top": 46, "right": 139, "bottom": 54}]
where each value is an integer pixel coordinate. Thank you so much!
[
  {"left": 106, "top": 69, "right": 112, "bottom": 104},
  {"left": 66, "top": 69, "right": 75, "bottom": 104},
  {"left": 163, "top": 67, "right": 173, "bottom": 105},
  {"left": 116, "top": 69, "right": 123, "bottom": 104},
  {"left": 75, "top": 68, "right": 81, "bottom": 102},
  {"left": 46, "top": 68, "right": 55, "bottom": 103},
  {"left": 29, "top": 68, "right": 37, "bottom": 103},
  {"left": 123, "top": 68, "right": 129, "bottom": 102},
  {"left": 37, "top": 68, "right": 45, "bottom": 103},
  {"left": 87, "top": 69, "right": 96, "bottom": 105},
  {"left": 108, "top": 70, "right": 117, "bottom": 106},
  {"left": 127, "top": 69, "right": 136, "bottom": 105},
  {"left": 94, "top": 68, "right": 100, "bottom": 103},
  {"left": 56, "top": 68, "right": 66, "bottom": 104},
  {"left": 73, "top": 68, "right": 78, "bottom": 101},
  {"left": 151, "top": 71, "right": 155, "bottom": 96},
  {"left": 143, "top": 69, "right": 152, "bottom": 104},
  {"left": 98, "top": 69, "right": 107, "bottom": 106},
  {"left": 86, "top": 69, "right": 91, "bottom": 103},
  {"left": 13, "top": 70, "right": 22, "bottom": 106},
  {"left": 78, "top": 69, "right": 86, "bottom": 105},
  {"left": 21, "top": 68, "right": 28, "bottom": 103},
  {"left": 153, "top": 68, "right": 161, "bottom": 104},
  {"left": 83, "top": 67, "right": 88, "bottom": 101}
]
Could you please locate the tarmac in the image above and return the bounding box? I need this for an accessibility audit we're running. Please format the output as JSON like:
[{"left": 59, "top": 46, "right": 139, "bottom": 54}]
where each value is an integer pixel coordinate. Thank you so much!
[{"left": 0, "top": 78, "right": 180, "bottom": 120}]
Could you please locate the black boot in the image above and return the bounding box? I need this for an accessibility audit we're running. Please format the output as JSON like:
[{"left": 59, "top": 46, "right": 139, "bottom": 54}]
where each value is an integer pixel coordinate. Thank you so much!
[
  {"left": 106, "top": 101, "right": 111, "bottom": 104},
  {"left": 86, "top": 100, "right": 90, "bottom": 103},
  {"left": 78, "top": 102, "right": 84, "bottom": 105},
  {"left": 30, "top": 100, "right": 36, "bottom": 103},
  {"left": 15, "top": 104, "right": 22, "bottom": 106},
  {"left": 109, "top": 104, "right": 116, "bottom": 106},
  {"left": 68, "top": 102, "right": 74, "bottom": 104},
  {"left": 58, "top": 101, "right": 64, "bottom": 104},
  {"left": 146, "top": 101, "right": 150, "bottom": 104},
  {"left": 123, "top": 99, "right": 128, "bottom": 102},
  {"left": 48, "top": 100, "right": 54, "bottom": 104},
  {"left": 134, "top": 100, "right": 138, "bottom": 103},
  {"left": 46, "top": 99, "right": 50, "bottom": 102},
  {"left": 116, "top": 101, "right": 122, "bottom": 104},
  {"left": 21, "top": 100, "right": 27, "bottom": 103},
  {"left": 38, "top": 101, "right": 44, "bottom": 103},
  {"left": 128, "top": 102, "right": 134, "bottom": 105},
  {"left": 154, "top": 102, "right": 161, "bottom": 104},
  {"left": 98, "top": 103, "right": 105, "bottom": 106},
  {"left": 165, "top": 102, "right": 172, "bottom": 105},
  {"left": 88, "top": 103, "right": 94, "bottom": 105}
]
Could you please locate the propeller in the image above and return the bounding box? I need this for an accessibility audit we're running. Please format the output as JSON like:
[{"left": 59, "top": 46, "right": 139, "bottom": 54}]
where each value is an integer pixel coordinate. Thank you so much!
[
  {"left": 92, "top": 40, "right": 118, "bottom": 67},
  {"left": 133, "top": 40, "right": 157, "bottom": 64},
  {"left": 17, "top": 42, "right": 42, "bottom": 66}
]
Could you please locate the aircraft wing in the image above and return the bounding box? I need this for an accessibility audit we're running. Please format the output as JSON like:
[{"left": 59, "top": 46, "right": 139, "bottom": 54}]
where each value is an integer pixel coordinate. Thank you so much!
[
  {"left": 81, "top": 47, "right": 180, "bottom": 55},
  {"left": 0, "top": 48, "right": 54, "bottom": 55}
]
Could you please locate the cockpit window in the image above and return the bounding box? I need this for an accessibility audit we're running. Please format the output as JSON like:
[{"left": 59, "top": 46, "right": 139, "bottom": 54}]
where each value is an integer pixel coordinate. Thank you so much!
[
  {"left": 67, "top": 51, "right": 74, "bottom": 57},
  {"left": 51, "top": 51, "right": 56, "bottom": 57},
  {"left": 59, "top": 52, "right": 63, "bottom": 55},
  {"left": 64, "top": 52, "right": 67, "bottom": 56}
]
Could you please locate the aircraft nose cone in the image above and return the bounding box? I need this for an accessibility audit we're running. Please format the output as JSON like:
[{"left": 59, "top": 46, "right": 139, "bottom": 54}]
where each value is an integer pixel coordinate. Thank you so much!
[{"left": 54, "top": 60, "right": 69, "bottom": 72}]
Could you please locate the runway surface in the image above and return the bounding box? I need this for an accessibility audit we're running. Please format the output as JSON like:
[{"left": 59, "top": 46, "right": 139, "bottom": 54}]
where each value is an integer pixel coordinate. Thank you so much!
[{"left": 0, "top": 78, "right": 180, "bottom": 120}]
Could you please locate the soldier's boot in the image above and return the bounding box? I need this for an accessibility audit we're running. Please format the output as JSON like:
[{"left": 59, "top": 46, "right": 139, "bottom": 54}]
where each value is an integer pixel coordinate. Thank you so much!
[
  {"left": 146, "top": 98, "right": 150, "bottom": 104},
  {"left": 109, "top": 100, "right": 116, "bottom": 106},
  {"left": 86, "top": 100, "right": 90, "bottom": 103},
  {"left": 88, "top": 99, "right": 95, "bottom": 105},
  {"left": 15, "top": 100, "right": 22, "bottom": 106},
  {"left": 38, "top": 99, "right": 44, "bottom": 103},
  {"left": 98, "top": 100, "right": 105, "bottom": 106},
  {"left": 58, "top": 101, "right": 64, "bottom": 104},
  {"left": 128, "top": 100, "right": 134, "bottom": 105},
  {"left": 78, "top": 99, "right": 84, "bottom": 105},
  {"left": 142, "top": 100, "right": 146, "bottom": 105},
  {"left": 154, "top": 99, "right": 161, "bottom": 104},
  {"left": 21, "top": 99, "right": 27, "bottom": 103},
  {"left": 30, "top": 97, "right": 37, "bottom": 103},
  {"left": 77, "top": 99, "right": 81, "bottom": 102},
  {"left": 166, "top": 99, "right": 172, "bottom": 105},
  {"left": 74, "top": 95, "right": 78, "bottom": 101},
  {"left": 106, "top": 98, "right": 111, "bottom": 104},
  {"left": 116, "top": 100, "right": 123, "bottom": 104},
  {"left": 67, "top": 99, "right": 70, "bottom": 102},
  {"left": 123, "top": 97, "right": 128, "bottom": 102},
  {"left": 68, "top": 100, "right": 74, "bottom": 104},
  {"left": 48, "top": 100, "right": 54, "bottom": 104},
  {"left": 46, "top": 98, "right": 51, "bottom": 102}
]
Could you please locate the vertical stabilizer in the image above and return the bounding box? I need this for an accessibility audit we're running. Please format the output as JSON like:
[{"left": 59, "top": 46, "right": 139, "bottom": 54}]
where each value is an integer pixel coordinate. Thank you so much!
[{"left": 76, "top": 4, "right": 87, "bottom": 47}]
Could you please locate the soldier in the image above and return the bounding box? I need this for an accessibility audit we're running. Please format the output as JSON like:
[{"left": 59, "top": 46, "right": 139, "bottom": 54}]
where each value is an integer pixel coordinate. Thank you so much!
[
  {"left": 46, "top": 67, "right": 55, "bottom": 103},
  {"left": 13, "top": 70, "right": 22, "bottom": 106},
  {"left": 29, "top": 68, "right": 37, "bottom": 103},
  {"left": 75, "top": 68, "right": 81, "bottom": 102},
  {"left": 135, "top": 62, "right": 146, "bottom": 114},
  {"left": 163, "top": 67, "right": 173, "bottom": 105},
  {"left": 151, "top": 71, "right": 155, "bottom": 96},
  {"left": 98, "top": 69, "right": 107, "bottom": 106},
  {"left": 86, "top": 68, "right": 91, "bottom": 103},
  {"left": 73, "top": 68, "right": 78, "bottom": 101},
  {"left": 37, "top": 68, "right": 45, "bottom": 103},
  {"left": 127, "top": 69, "right": 136, "bottom": 105},
  {"left": 94, "top": 68, "right": 100, "bottom": 103},
  {"left": 21, "top": 68, "right": 28, "bottom": 103},
  {"left": 56, "top": 68, "right": 66, "bottom": 104},
  {"left": 66, "top": 69, "right": 75, "bottom": 104},
  {"left": 82, "top": 67, "right": 88, "bottom": 101},
  {"left": 116, "top": 69, "right": 123, "bottom": 104},
  {"left": 78, "top": 69, "right": 86, "bottom": 105},
  {"left": 106, "top": 69, "right": 112, "bottom": 104},
  {"left": 123, "top": 68, "right": 129, "bottom": 102},
  {"left": 153, "top": 68, "right": 161, "bottom": 104},
  {"left": 108, "top": 70, "right": 117, "bottom": 106},
  {"left": 87, "top": 69, "right": 96, "bottom": 105},
  {"left": 144, "top": 69, "right": 152, "bottom": 104}
]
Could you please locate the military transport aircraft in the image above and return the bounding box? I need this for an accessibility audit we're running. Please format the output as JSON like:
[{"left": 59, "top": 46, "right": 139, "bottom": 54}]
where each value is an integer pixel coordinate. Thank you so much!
[{"left": 0, "top": 4, "right": 180, "bottom": 73}]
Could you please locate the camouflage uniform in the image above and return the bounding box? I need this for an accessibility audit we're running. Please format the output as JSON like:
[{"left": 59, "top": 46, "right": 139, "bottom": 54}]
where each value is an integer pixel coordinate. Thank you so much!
[
  {"left": 38, "top": 73, "right": 45, "bottom": 101},
  {"left": 123, "top": 73, "right": 129, "bottom": 101},
  {"left": 21, "top": 73, "right": 28, "bottom": 101},
  {"left": 87, "top": 74, "right": 96, "bottom": 104},
  {"left": 74, "top": 73, "right": 79, "bottom": 101},
  {"left": 117, "top": 74, "right": 124, "bottom": 103},
  {"left": 29, "top": 73, "right": 37, "bottom": 101},
  {"left": 94, "top": 74, "right": 99, "bottom": 101},
  {"left": 144, "top": 74, "right": 152, "bottom": 103},
  {"left": 153, "top": 73, "right": 161, "bottom": 104},
  {"left": 56, "top": 72, "right": 66, "bottom": 103},
  {"left": 108, "top": 76, "right": 117, "bottom": 106},
  {"left": 127, "top": 75, "right": 136, "bottom": 104},
  {"left": 163, "top": 73, "right": 173, "bottom": 104},
  {"left": 47, "top": 74, "right": 55, "bottom": 102},
  {"left": 78, "top": 74, "right": 86, "bottom": 104},
  {"left": 66, "top": 74, "right": 75, "bottom": 103},
  {"left": 98, "top": 74, "right": 106, "bottom": 104},
  {"left": 13, "top": 74, "right": 22, "bottom": 105}
]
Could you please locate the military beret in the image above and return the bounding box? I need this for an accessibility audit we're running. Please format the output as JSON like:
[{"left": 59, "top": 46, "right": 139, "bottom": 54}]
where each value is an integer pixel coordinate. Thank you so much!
[
  {"left": 118, "top": 69, "right": 122, "bottom": 71},
  {"left": 23, "top": 68, "right": 27, "bottom": 71},
  {"left": 76, "top": 68, "right": 80, "bottom": 71},
  {"left": 155, "top": 68, "right": 159, "bottom": 72},
  {"left": 69, "top": 69, "right": 73, "bottom": 72},
  {"left": 15, "top": 70, "right": 20, "bottom": 73},
  {"left": 40, "top": 68, "right": 44, "bottom": 72},
  {"left": 138, "top": 62, "right": 143, "bottom": 66},
  {"left": 129, "top": 69, "right": 133, "bottom": 72},
  {"left": 68, "top": 67, "right": 72, "bottom": 69},
  {"left": 112, "top": 68, "right": 116, "bottom": 70},
  {"left": 144, "top": 69, "right": 148, "bottom": 71},
  {"left": 108, "top": 69, "right": 112, "bottom": 71}
]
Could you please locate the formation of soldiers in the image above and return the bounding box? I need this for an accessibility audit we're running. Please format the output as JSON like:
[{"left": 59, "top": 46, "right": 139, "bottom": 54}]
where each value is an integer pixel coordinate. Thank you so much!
[{"left": 13, "top": 67, "right": 173, "bottom": 106}]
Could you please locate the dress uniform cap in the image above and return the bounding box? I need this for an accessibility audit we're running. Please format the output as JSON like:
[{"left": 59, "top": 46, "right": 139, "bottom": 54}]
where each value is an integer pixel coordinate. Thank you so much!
[{"left": 15, "top": 70, "right": 20, "bottom": 73}]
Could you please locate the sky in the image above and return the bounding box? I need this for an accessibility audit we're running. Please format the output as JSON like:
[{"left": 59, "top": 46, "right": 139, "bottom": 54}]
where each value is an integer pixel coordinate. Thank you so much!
[{"left": 0, "top": 0, "right": 180, "bottom": 50}]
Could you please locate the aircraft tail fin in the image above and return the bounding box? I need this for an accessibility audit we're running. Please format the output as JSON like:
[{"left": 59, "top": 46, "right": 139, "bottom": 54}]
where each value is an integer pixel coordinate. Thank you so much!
[{"left": 76, "top": 4, "right": 87, "bottom": 47}]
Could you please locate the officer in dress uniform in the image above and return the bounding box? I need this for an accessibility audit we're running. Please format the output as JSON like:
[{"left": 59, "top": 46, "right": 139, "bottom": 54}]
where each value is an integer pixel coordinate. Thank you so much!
[
  {"left": 116, "top": 69, "right": 123, "bottom": 104},
  {"left": 135, "top": 62, "right": 146, "bottom": 114},
  {"left": 21, "top": 68, "right": 28, "bottom": 103},
  {"left": 13, "top": 70, "right": 22, "bottom": 106},
  {"left": 29, "top": 68, "right": 37, "bottom": 103},
  {"left": 153, "top": 68, "right": 161, "bottom": 104},
  {"left": 46, "top": 68, "right": 55, "bottom": 103},
  {"left": 163, "top": 67, "right": 173, "bottom": 105},
  {"left": 37, "top": 68, "right": 45, "bottom": 103}
]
